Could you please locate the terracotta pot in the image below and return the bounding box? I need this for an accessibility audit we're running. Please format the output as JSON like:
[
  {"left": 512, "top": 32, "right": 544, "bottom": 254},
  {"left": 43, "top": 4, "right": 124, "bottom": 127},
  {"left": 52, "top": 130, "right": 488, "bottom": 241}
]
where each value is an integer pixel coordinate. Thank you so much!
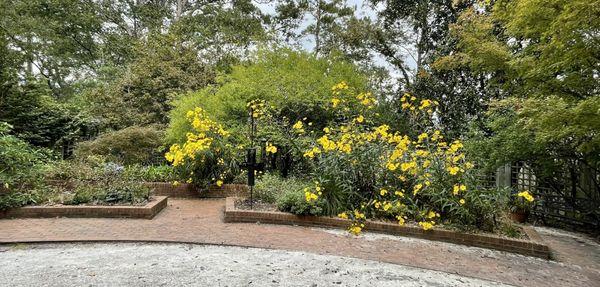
[{"left": 510, "top": 210, "right": 529, "bottom": 223}]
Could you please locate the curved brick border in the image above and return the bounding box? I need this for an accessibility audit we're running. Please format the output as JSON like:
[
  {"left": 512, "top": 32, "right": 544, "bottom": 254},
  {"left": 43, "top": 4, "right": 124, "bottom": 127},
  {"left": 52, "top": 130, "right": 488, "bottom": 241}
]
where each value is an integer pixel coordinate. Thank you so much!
[
  {"left": 0, "top": 196, "right": 168, "bottom": 219},
  {"left": 224, "top": 197, "right": 551, "bottom": 259}
]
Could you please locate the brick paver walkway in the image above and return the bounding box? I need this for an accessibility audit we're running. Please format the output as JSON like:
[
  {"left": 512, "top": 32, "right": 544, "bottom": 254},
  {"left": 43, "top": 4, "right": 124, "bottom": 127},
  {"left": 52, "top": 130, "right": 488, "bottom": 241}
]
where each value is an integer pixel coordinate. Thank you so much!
[{"left": 1, "top": 199, "right": 598, "bottom": 287}]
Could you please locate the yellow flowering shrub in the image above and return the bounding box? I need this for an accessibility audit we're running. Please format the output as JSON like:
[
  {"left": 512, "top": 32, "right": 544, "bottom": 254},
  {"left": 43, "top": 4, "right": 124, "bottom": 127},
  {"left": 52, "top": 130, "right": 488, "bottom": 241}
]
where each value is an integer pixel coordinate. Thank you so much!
[
  {"left": 297, "top": 82, "right": 509, "bottom": 234},
  {"left": 165, "top": 107, "right": 237, "bottom": 187}
]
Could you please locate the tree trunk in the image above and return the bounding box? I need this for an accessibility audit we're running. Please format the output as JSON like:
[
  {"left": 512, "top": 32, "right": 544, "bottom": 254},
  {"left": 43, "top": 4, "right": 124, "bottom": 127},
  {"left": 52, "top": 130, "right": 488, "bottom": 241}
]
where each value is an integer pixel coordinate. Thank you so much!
[{"left": 314, "top": 0, "right": 322, "bottom": 56}]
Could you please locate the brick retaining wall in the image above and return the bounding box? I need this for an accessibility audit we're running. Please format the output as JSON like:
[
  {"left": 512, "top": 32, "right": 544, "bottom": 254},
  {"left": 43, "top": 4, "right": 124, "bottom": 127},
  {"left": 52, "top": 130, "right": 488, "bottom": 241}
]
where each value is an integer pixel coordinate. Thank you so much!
[
  {"left": 224, "top": 197, "right": 552, "bottom": 259},
  {"left": 0, "top": 196, "right": 168, "bottom": 219}
]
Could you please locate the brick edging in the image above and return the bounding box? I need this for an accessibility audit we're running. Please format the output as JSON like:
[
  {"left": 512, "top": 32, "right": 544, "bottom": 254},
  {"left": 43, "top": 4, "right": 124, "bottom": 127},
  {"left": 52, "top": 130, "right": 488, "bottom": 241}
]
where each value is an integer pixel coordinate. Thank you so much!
[
  {"left": 224, "top": 197, "right": 552, "bottom": 259},
  {"left": 0, "top": 196, "right": 168, "bottom": 219},
  {"left": 42, "top": 180, "right": 248, "bottom": 199}
]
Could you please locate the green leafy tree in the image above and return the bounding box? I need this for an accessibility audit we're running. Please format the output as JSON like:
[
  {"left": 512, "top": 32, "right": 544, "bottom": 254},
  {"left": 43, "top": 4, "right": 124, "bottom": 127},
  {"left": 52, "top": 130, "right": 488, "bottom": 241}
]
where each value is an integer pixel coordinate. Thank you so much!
[
  {"left": 272, "top": 0, "right": 355, "bottom": 56},
  {"left": 166, "top": 49, "right": 369, "bottom": 145},
  {"left": 452, "top": 0, "right": 600, "bottom": 201}
]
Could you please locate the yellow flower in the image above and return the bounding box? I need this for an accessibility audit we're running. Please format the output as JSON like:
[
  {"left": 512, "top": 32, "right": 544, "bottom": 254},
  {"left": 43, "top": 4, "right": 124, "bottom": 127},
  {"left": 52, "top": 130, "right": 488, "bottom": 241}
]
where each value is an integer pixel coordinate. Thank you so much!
[
  {"left": 447, "top": 166, "right": 460, "bottom": 175},
  {"left": 394, "top": 190, "right": 404, "bottom": 197},
  {"left": 303, "top": 147, "right": 321, "bottom": 158},
  {"left": 453, "top": 185, "right": 460, "bottom": 195},
  {"left": 459, "top": 199, "right": 466, "bottom": 205},
  {"left": 422, "top": 159, "right": 431, "bottom": 168},
  {"left": 266, "top": 142, "right": 277, "bottom": 154},
  {"left": 418, "top": 221, "right": 434, "bottom": 231},
  {"left": 380, "top": 189, "right": 388, "bottom": 196},
  {"left": 413, "top": 183, "right": 423, "bottom": 194},
  {"left": 292, "top": 121, "right": 304, "bottom": 133},
  {"left": 396, "top": 216, "right": 405, "bottom": 225},
  {"left": 349, "top": 225, "right": 362, "bottom": 235},
  {"left": 323, "top": 127, "right": 331, "bottom": 134},
  {"left": 331, "top": 98, "right": 341, "bottom": 107},
  {"left": 353, "top": 210, "right": 366, "bottom": 219},
  {"left": 383, "top": 202, "right": 392, "bottom": 211},
  {"left": 355, "top": 115, "right": 364, "bottom": 123},
  {"left": 304, "top": 190, "right": 319, "bottom": 202},
  {"left": 426, "top": 211, "right": 437, "bottom": 219},
  {"left": 386, "top": 162, "right": 399, "bottom": 171},
  {"left": 338, "top": 212, "right": 348, "bottom": 219},
  {"left": 216, "top": 180, "right": 223, "bottom": 187},
  {"left": 517, "top": 191, "right": 535, "bottom": 202}
]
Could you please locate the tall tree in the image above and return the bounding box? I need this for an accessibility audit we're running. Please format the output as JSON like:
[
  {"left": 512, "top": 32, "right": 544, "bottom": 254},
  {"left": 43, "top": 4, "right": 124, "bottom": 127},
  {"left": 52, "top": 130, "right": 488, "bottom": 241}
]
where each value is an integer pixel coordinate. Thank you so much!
[{"left": 272, "top": 0, "right": 355, "bottom": 56}]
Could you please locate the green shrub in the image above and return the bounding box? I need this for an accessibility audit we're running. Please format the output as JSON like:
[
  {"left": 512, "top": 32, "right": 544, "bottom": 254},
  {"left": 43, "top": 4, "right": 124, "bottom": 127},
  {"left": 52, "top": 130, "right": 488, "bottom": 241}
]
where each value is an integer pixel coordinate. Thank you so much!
[
  {"left": 122, "top": 165, "right": 178, "bottom": 182},
  {"left": 276, "top": 189, "right": 325, "bottom": 216},
  {"left": 0, "top": 122, "right": 49, "bottom": 190},
  {"left": 287, "top": 84, "right": 510, "bottom": 233},
  {"left": 254, "top": 173, "right": 311, "bottom": 204},
  {"left": 0, "top": 189, "right": 46, "bottom": 210},
  {"left": 74, "top": 125, "right": 165, "bottom": 165}
]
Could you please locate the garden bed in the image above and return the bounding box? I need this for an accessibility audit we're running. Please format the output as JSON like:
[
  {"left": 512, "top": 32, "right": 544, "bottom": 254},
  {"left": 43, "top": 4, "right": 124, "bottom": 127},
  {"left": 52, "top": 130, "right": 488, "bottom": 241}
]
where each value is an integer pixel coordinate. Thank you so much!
[
  {"left": 0, "top": 196, "right": 167, "bottom": 219},
  {"left": 224, "top": 197, "right": 551, "bottom": 259}
]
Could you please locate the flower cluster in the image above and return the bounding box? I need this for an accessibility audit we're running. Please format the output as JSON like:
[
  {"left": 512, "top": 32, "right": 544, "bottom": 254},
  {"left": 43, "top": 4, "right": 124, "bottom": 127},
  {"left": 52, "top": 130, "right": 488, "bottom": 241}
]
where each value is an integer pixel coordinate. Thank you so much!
[
  {"left": 165, "top": 107, "right": 232, "bottom": 187},
  {"left": 304, "top": 182, "right": 323, "bottom": 203},
  {"left": 266, "top": 142, "right": 278, "bottom": 154},
  {"left": 247, "top": 99, "right": 267, "bottom": 119},
  {"left": 330, "top": 81, "right": 376, "bottom": 110},
  {"left": 517, "top": 190, "right": 534, "bottom": 202},
  {"left": 511, "top": 190, "right": 535, "bottom": 212},
  {"left": 400, "top": 93, "right": 439, "bottom": 115},
  {"left": 300, "top": 83, "right": 476, "bottom": 234}
]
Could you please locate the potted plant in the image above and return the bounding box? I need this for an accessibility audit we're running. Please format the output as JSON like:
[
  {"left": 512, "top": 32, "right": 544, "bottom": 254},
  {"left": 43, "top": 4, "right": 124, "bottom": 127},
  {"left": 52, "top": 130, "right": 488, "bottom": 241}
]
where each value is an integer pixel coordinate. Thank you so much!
[{"left": 510, "top": 190, "right": 535, "bottom": 223}]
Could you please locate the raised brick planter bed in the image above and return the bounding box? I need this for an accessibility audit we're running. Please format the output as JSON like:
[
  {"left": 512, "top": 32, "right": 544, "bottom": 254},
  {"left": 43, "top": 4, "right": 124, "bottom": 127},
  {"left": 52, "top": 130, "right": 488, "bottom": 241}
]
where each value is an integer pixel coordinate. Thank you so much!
[
  {"left": 224, "top": 197, "right": 552, "bottom": 259},
  {"left": 0, "top": 196, "right": 168, "bottom": 219},
  {"left": 147, "top": 182, "right": 248, "bottom": 198}
]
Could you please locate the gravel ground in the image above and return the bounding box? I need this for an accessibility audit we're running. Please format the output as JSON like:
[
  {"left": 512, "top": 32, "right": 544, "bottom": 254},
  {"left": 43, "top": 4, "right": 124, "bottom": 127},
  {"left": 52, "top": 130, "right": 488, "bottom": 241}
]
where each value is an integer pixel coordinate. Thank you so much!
[{"left": 0, "top": 243, "right": 511, "bottom": 287}]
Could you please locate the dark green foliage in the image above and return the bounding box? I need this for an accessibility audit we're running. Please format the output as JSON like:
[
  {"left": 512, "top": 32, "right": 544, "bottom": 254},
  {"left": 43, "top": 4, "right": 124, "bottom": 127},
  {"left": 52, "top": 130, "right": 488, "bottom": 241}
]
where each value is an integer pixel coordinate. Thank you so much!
[
  {"left": 0, "top": 79, "right": 92, "bottom": 148},
  {"left": 0, "top": 122, "right": 48, "bottom": 189},
  {"left": 74, "top": 125, "right": 165, "bottom": 165},
  {"left": 0, "top": 189, "right": 45, "bottom": 211}
]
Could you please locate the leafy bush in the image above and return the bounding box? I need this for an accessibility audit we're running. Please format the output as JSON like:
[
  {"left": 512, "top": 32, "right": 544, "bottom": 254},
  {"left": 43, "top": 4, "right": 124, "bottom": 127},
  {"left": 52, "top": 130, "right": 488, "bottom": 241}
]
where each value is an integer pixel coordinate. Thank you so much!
[
  {"left": 293, "top": 83, "right": 509, "bottom": 234},
  {"left": 0, "top": 122, "right": 49, "bottom": 189},
  {"left": 254, "top": 173, "right": 311, "bottom": 204},
  {"left": 122, "top": 165, "right": 178, "bottom": 182},
  {"left": 74, "top": 125, "right": 165, "bottom": 165},
  {"left": 165, "top": 107, "right": 240, "bottom": 187},
  {"left": 0, "top": 189, "right": 46, "bottom": 210},
  {"left": 276, "top": 189, "right": 325, "bottom": 216}
]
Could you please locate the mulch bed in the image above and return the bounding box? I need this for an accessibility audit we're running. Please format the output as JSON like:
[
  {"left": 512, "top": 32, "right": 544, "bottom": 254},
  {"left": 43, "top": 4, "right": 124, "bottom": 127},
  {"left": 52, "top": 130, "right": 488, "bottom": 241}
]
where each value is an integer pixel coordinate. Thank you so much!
[{"left": 234, "top": 198, "right": 277, "bottom": 212}]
